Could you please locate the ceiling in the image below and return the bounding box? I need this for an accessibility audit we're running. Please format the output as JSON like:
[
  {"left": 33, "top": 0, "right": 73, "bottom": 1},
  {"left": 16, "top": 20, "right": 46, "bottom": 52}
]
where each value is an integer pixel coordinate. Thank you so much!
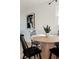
[{"left": 20, "top": 0, "right": 50, "bottom": 8}]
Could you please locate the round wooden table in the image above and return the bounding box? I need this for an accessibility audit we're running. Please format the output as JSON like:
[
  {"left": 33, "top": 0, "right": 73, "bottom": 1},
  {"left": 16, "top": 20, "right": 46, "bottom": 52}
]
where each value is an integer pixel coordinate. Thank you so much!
[{"left": 31, "top": 34, "right": 59, "bottom": 59}]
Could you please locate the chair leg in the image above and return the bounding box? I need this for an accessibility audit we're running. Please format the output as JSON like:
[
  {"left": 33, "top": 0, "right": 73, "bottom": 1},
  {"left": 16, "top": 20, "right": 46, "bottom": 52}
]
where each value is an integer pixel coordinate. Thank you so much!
[
  {"left": 56, "top": 57, "right": 59, "bottom": 59},
  {"left": 34, "top": 55, "right": 36, "bottom": 59},
  {"left": 49, "top": 52, "right": 52, "bottom": 59},
  {"left": 23, "top": 55, "right": 25, "bottom": 59},
  {"left": 36, "top": 54, "right": 39, "bottom": 58},
  {"left": 39, "top": 53, "right": 41, "bottom": 59},
  {"left": 29, "top": 57, "right": 31, "bottom": 59}
]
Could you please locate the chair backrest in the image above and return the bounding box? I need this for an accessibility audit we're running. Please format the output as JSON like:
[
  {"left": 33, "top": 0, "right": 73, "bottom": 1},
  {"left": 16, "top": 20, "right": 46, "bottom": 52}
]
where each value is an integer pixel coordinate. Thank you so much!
[
  {"left": 20, "top": 34, "right": 28, "bottom": 50},
  {"left": 31, "top": 40, "right": 40, "bottom": 45}
]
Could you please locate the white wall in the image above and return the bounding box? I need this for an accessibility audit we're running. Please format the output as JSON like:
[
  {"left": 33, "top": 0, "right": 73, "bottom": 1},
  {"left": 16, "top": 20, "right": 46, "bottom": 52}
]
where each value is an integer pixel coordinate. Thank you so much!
[{"left": 20, "top": 2, "right": 59, "bottom": 42}]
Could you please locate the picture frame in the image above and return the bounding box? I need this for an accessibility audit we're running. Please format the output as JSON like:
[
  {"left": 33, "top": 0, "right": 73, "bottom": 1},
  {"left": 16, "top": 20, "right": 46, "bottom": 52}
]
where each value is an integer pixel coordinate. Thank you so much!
[{"left": 27, "top": 13, "right": 35, "bottom": 29}]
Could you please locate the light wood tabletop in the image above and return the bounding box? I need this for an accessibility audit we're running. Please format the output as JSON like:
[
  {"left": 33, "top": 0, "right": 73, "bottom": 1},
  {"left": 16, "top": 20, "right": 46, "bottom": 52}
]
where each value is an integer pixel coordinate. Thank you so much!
[
  {"left": 31, "top": 34, "right": 59, "bottom": 59},
  {"left": 31, "top": 34, "right": 59, "bottom": 43}
]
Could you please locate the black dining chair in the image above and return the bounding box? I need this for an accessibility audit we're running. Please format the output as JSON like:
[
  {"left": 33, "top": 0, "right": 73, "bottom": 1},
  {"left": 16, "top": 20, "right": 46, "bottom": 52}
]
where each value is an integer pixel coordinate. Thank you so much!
[
  {"left": 20, "top": 34, "right": 42, "bottom": 59},
  {"left": 49, "top": 42, "right": 59, "bottom": 59}
]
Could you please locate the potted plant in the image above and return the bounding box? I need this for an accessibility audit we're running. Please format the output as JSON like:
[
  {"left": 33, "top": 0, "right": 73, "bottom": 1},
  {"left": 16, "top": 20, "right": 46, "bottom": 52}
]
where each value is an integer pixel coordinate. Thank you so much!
[{"left": 43, "top": 25, "right": 51, "bottom": 36}]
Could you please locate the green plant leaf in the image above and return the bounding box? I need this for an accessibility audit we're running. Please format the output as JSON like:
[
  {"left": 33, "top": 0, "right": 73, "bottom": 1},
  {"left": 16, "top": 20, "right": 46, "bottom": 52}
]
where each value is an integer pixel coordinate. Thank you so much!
[{"left": 43, "top": 25, "right": 51, "bottom": 33}]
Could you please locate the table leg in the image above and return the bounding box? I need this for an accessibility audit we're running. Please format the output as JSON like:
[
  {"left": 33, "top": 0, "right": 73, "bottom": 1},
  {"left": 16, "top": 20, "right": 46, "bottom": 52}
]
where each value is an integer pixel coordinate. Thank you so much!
[{"left": 40, "top": 43, "right": 56, "bottom": 59}]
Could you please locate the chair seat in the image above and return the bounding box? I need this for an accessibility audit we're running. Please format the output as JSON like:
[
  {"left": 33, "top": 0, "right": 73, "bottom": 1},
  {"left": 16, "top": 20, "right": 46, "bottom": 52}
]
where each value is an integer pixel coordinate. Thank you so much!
[
  {"left": 50, "top": 47, "right": 59, "bottom": 57},
  {"left": 24, "top": 47, "right": 41, "bottom": 57}
]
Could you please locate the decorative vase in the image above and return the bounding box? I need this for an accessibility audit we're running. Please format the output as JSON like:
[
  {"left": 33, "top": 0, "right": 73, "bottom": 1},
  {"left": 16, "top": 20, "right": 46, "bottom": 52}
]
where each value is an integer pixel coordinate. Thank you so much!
[{"left": 46, "top": 33, "right": 49, "bottom": 37}]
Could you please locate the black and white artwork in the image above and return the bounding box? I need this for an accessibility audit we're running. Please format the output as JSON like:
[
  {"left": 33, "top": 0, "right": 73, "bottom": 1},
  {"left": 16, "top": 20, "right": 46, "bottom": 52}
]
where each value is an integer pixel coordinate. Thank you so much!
[{"left": 27, "top": 13, "right": 35, "bottom": 28}]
